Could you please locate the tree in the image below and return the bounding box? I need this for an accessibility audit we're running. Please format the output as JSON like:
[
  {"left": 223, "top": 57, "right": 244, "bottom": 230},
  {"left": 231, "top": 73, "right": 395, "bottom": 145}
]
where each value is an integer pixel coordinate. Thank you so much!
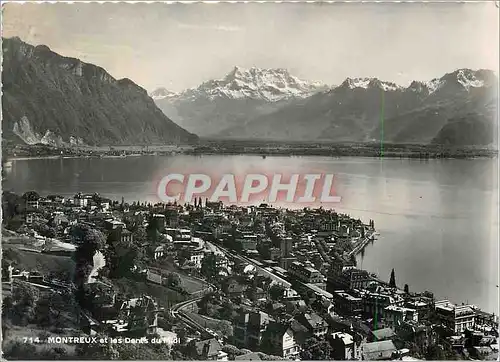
[
  {"left": 218, "top": 300, "right": 236, "bottom": 321},
  {"left": 2, "top": 296, "right": 14, "bottom": 319},
  {"left": 197, "top": 293, "right": 218, "bottom": 317},
  {"left": 299, "top": 337, "right": 333, "bottom": 360},
  {"left": 201, "top": 253, "right": 216, "bottom": 280},
  {"left": 268, "top": 284, "right": 286, "bottom": 301},
  {"left": 11, "top": 282, "right": 38, "bottom": 325},
  {"left": 33, "top": 221, "right": 57, "bottom": 238},
  {"left": 117, "top": 342, "right": 170, "bottom": 360},
  {"left": 176, "top": 327, "right": 188, "bottom": 345},
  {"left": 3, "top": 341, "right": 37, "bottom": 360},
  {"left": 389, "top": 268, "right": 396, "bottom": 288},
  {"left": 222, "top": 345, "right": 244, "bottom": 358},
  {"left": 106, "top": 232, "right": 142, "bottom": 279},
  {"left": 72, "top": 224, "right": 106, "bottom": 253},
  {"left": 425, "top": 344, "right": 445, "bottom": 360},
  {"left": 75, "top": 335, "right": 119, "bottom": 359},
  {"left": 349, "top": 253, "right": 357, "bottom": 266},
  {"left": 40, "top": 347, "right": 68, "bottom": 360},
  {"left": 34, "top": 290, "right": 78, "bottom": 328},
  {"left": 166, "top": 273, "right": 182, "bottom": 288},
  {"left": 404, "top": 284, "right": 410, "bottom": 294},
  {"left": 48, "top": 266, "right": 73, "bottom": 282},
  {"left": 216, "top": 321, "right": 233, "bottom": 337},
  {"left": 246, "top": 284, "right": 258, "bottom": 301},
  {"left": 133, "top": 227, "right": 147, "bottom": 242},
  {"left": 22, "top": 191, "right": 40, "bottom": 201},
  {"left": 2, "top": 191, "right": 26, "bottom": 227}
]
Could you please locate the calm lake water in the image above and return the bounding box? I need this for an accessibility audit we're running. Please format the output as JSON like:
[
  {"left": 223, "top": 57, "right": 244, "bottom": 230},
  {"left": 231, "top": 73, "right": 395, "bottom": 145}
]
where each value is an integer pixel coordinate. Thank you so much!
[{"left": 3, "top": 155, "right": 498, "bottom": 314}]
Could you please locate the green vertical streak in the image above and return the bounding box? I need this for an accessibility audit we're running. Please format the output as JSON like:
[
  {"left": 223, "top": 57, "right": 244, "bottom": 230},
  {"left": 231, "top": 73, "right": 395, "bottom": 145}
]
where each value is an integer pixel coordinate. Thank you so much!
[{"left": 380, "top": 89, "right": 385, "bottom": 158}]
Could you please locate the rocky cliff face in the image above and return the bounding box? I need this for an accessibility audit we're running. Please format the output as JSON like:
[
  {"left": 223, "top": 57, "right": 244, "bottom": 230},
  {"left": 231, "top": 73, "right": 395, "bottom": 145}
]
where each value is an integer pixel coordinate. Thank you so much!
[{"left": 2, "top": 37, "right": 198, "bottom": 146}]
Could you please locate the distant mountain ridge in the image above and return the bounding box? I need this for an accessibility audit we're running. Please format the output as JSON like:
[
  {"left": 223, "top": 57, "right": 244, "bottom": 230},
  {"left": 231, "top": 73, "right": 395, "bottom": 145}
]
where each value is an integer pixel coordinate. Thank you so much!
[
  {"left": 2, "top": 37, "right": 198, "bottom": 146},
  {"left": 152, "top": 66, "right": 497, "bottom": 145},
  {"left": 151, "top": 66, "right": 329, "bottom": 136},
  {"left": 215, "top": 68, "right": 498, "bottom": 146}
]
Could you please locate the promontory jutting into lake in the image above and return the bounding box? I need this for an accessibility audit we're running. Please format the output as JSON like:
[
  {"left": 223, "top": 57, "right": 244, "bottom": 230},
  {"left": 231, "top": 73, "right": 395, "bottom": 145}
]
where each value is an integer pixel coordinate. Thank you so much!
[{"left": 1, "top": 2, "right": 498, "bottom": 361}]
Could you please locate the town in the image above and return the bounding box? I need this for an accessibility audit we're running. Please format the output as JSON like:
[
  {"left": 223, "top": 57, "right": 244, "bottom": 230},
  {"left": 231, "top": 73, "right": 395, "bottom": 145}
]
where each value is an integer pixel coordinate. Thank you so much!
[{"left": 1, "top": 190, "right": 498, "bottom": 360}]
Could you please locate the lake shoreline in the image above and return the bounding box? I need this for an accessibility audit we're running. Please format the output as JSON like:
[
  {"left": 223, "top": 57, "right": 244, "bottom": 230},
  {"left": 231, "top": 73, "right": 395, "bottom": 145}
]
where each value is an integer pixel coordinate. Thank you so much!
[
  {"left": 3, "top": 141, "right": 498, "bottom": 162},
  {"left": 5, "top": 149, "right": 499, "bottom": 162}
]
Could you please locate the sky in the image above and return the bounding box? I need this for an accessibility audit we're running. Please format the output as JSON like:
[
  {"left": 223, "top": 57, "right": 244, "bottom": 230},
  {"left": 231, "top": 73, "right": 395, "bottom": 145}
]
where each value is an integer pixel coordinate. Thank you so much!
[{"left": 2, "top": 1, "right": 499, "bottom": 92}]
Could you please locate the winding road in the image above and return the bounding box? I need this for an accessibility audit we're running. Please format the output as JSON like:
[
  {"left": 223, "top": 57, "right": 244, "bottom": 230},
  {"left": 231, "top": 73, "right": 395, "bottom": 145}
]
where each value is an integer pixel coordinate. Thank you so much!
[{"left": 170, "top": 281, "right": 218, "bottom": 339}]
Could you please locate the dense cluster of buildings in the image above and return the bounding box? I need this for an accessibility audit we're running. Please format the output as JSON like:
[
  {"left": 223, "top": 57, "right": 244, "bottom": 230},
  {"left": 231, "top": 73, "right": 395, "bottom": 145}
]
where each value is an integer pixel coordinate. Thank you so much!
[{"left": 4, "top": 191, "right": 499, "bottom": 360}]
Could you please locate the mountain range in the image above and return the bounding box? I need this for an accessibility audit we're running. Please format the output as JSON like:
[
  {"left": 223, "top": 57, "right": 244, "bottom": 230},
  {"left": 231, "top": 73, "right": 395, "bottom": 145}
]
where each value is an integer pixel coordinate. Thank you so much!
[
  {"left": 152, "top": 66, "right": 328, "bottom": 137},
  {"left": 2, "top": 36, "right": 496, "bottom": 148},
  {"left": 2, "top": 37, "right": 198, "bottom": 147},
  {"left": 153, "top": 68, "right": 498, "bottom": 146}
]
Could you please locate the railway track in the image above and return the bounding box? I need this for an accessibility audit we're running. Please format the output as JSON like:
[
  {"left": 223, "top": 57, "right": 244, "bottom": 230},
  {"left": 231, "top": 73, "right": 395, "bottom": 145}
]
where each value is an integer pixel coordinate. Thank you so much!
[{"left": 169, "top": 282, "right": 218, "bottom": 339}]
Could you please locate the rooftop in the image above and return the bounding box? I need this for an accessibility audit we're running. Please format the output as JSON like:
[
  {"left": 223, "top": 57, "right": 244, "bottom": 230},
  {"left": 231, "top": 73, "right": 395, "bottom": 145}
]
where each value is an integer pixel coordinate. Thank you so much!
[
  {"left": 235, "top": 352, "right": 262, "bottom": 360},
  {"left": 362, "top": 340, "right": 397, "bottom": 360},
  {"left": 372, "top": 328, "right": 396, "bottom": 341},
  {"left": 331, "top": 331, "right": 354, "bottom": 346}
]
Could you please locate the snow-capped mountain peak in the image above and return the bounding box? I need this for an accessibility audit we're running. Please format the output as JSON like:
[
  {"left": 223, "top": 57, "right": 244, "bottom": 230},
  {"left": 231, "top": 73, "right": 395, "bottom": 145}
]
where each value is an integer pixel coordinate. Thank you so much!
[
  {"left": 181, "top": 66, "right": 328, "bottom": 102},
  {"left": 455, "top": 68, "right": 486, "bottom": 90},
  {"left": 342, "top": 77, "right": 372, "bottom": 89},
  {"left": 407, "top": 69, "right": 494, "bottom": 96},
  {"left": 424, "top": 68, "right": 494, "bottom": 94},
  {"left": 150, "top": 87, "right": 179, "bottom": 100},
  {"left": 425, "top": 78, "right": 445, "bottom": 94},
  {"left": 340, "top": 77, "right": 402, "bottom": 91}
]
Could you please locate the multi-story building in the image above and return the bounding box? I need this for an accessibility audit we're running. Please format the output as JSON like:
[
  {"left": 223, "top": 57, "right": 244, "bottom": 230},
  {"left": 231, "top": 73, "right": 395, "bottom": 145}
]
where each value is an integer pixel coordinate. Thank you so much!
[
  {"left": 280, "top": 257, "right": 298, "bottom": 270},
  {"left": 104, "top": 295, "right": 160, "bottom": 336},
  {"left": 361, "top": 289, "right": 404, "bottom": 318},
  {"left": 150, "top": 245, "right": 164, "bottom": 260},
  {"left": 296, "top": 312, "right": 328, "bottom": 338},
  {"left": 475, "top": 309, "right": 498, "bottom": 329},
  {"left": 405, "top": 298, "right": 432, "bottom": 320},
  {"left": 318, "top": 219, "right": 338, "bottom": 232},
  {"left": 234, "top": 312, "right": 250, "bottom": 347},
  {"left": 104, "top": 219, "right": 126, "bottom": 231},
  {"left": 214, "top": 221, "right": 233, "bottom": 239},
  {"left": 201, "top": 252, "right": 229, "bottom": 278},
  {"left": 152, "top": 214, "right": 166, "bottom": 232},
  {"left": 164, "top": 206, "right": 179, "bottom": 228},
  {"left": 206, "top": 201, "right": 223, "bottom": 211},
  {"left": 330, "top": 332, "right": 359, "bottom": 360},
  {"left": 194, "top": 338, "right": 228, "bottom": 360},
  {"left": 188, "top": 248, "right": 205, "bottom": 269},
  {"left": 384, "top": 305, "right": 418, "bottom": 331},
  {"left": 120, "top": 229, "right": 133, "bottom": 244},
  {"left": 263, "top": 321, "right": 300, "bottom": 358},
  {"left": 434, "top": 300, "right": 476, "bottom": 334},
  {"left": 328, "top": 266, "right": 378, "bottom": 292},
  {"left": 246, "top": 311, "right": 272, "bottom": 350},
  {"left": 288, "top": 261, "right": 325, "bottom": 285},
  {"left": 176, "top": 228, "right": 192, "bottom": 242},
  {"left": 73, "top": 193, "right": 90, "bottom": 208},
  {"left": 280, "top": 237, "right": 294, "bottom": 257},
  {"left": 237, "top": 234, "right": 258, "bottom": 251},
  {"left": 332, "top": 290, "right": 363, "bottom": 316}
]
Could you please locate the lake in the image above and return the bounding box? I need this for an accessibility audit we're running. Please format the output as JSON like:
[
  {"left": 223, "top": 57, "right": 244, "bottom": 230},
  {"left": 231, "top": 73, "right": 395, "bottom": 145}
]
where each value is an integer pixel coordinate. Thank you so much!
[{"left": 3, "top": 155, "right": 498, "bottom": 314}]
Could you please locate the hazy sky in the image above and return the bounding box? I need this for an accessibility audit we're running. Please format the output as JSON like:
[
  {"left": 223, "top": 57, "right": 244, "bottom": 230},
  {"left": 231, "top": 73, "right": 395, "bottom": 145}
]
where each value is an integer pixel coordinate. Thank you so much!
[{"left": 2, "top": 1, "right": 499, "bottom": 92}]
